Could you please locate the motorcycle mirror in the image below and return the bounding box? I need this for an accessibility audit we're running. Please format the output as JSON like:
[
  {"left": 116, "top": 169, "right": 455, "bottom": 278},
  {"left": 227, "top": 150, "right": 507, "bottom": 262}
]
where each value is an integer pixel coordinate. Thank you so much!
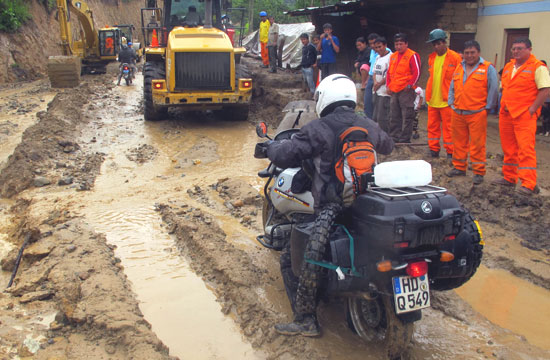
[{"left": 256, "top": 122, "right": 268, "bottom": 138}]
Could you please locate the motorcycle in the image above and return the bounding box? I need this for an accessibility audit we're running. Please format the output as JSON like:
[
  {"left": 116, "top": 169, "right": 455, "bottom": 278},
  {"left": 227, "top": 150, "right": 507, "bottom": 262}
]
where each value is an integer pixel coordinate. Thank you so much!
[
  {"left": 254, "top": 120, "right": 484, "bottom": 358},
  {"left": 119, "top": 63, "right": 133, "bottom": 86}
]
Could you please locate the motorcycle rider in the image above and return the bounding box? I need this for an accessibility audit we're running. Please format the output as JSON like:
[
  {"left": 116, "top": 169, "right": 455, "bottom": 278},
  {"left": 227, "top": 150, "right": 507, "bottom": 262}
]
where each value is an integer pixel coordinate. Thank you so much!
[
  {"left": 117, "top": 42, "right": 137, "bottom": 85},
  {"left": 264, "top": 74, "right": 394, "bottom": 336}
]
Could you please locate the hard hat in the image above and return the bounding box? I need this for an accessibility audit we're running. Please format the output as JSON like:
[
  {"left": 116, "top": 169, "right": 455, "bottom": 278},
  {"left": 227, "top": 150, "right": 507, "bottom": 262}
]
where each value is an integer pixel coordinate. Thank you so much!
[
  {"left": 427, "top": 29, "right": 447, "bottom": 43},
  {"left": 314, "top": 74, "right": 357, "bottom": 117},
  {"left": 259, "top": 11, "right": 267, "bottom": 17}
]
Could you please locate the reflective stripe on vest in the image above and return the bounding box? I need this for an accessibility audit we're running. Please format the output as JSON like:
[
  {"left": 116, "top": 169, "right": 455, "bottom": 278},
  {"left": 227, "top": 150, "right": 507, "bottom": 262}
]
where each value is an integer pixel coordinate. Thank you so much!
[
  {"left": 388, "top": 48, "right": 418, "bottom": 93},
  {"left": 452, "top": 61, "right": 490, "bottom": 111},
  {"left": 501, "top": 54, "right": 543, "bottom": 118}
]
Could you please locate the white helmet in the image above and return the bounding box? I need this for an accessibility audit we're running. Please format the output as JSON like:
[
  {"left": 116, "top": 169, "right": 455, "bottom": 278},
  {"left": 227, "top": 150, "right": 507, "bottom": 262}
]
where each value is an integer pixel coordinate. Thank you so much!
[{"left": 314, "top": 74, "right": 357, "bottom": 117}]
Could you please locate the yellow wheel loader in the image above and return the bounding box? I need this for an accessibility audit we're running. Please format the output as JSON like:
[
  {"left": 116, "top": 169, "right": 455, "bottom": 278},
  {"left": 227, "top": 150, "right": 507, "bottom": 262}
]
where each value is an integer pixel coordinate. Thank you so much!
[
  {"left": 140, "top": 0, "right": 252, "bottom": 121},
  {"left": 48, "top": 0, "right": 123, "bottom": 88}
]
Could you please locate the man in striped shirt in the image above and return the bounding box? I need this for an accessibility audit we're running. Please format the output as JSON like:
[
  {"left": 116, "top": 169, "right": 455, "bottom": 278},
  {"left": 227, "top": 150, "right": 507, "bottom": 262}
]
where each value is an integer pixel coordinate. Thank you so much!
[{"left": 386, "top": 33, "right": 421, "bottom": 143}]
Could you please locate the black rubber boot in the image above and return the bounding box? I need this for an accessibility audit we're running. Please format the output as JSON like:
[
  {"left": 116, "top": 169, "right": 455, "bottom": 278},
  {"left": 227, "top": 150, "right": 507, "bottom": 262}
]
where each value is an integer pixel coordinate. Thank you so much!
[{"left": 274, "top": 314, "right": 320, "bottom": 337}]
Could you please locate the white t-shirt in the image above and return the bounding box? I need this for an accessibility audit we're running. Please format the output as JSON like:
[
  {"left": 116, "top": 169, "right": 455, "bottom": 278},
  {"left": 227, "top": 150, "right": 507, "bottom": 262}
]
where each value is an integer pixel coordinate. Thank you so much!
[
  {"left": 373, "top": 51, "right": 391, "bottom": 96},
  {"left": 414, "top": 87, "right": 425, "bottom": 110}
]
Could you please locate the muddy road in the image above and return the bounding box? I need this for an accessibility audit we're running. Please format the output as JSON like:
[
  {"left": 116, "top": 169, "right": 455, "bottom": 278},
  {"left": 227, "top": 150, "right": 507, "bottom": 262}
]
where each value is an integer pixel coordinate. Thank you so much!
[{"left": 1, "top": 61, "right": 549, "bottom": 359}]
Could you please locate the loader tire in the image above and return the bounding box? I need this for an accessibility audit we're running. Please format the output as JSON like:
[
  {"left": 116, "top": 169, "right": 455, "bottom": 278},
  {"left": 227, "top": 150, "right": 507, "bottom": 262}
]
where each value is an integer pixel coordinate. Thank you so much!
[
  {"left": 294, "top": 203, "right": 341, "bottom": 315},
  {"left": 143, "top": 61, "right": 167, "bottom": 121}
]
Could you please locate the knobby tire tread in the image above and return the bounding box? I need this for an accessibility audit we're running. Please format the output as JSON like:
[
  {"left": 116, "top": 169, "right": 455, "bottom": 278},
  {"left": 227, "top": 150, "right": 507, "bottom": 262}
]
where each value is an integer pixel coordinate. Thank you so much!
[
  {"left": 431, "top": 212, "right": 483, "bottom": 291},
  {"left": 295, "top": 203, "right": 341, "bottom": 315},
  {"left": 143, "top": 61, "right": 167, "bottom": 121}
]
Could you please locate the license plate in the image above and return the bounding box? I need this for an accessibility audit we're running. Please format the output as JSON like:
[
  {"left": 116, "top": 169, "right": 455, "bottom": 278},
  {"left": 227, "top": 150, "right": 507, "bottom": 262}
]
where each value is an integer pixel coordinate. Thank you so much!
[
  {"left": 392, "top": 275, "right": 430, "bottom": 314},
  {"left": 123, "top": 70, "right": 129, "bottom": 74}
]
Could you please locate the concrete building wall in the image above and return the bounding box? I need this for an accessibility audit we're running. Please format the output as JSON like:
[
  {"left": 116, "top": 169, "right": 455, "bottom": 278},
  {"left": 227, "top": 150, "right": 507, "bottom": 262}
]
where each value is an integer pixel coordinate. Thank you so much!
[{"left": 476, "top": 0, "right": 550, "bottom": 70}]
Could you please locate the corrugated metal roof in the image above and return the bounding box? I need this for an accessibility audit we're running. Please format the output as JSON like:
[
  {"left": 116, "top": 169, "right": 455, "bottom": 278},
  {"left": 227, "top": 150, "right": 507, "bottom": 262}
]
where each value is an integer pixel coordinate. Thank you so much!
[
  {"left": 285, "top": 1, "right": 366, "bottom": 16},
  {"left": 285, "top": 0, "right": 449, "bottom": 16}
]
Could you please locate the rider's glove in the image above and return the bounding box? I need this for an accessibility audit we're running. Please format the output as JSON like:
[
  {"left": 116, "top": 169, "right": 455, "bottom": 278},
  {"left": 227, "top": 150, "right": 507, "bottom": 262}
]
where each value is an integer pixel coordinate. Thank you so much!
[{"left": 254, "top": 140, "right": 273, "bottom": 159}]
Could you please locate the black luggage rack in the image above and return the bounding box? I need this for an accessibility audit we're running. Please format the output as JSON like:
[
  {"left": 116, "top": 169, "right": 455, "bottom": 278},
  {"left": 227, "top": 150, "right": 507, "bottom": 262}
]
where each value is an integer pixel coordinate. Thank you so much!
[{"left": 368, "top": 184, "right": 447, "bottom": 198}]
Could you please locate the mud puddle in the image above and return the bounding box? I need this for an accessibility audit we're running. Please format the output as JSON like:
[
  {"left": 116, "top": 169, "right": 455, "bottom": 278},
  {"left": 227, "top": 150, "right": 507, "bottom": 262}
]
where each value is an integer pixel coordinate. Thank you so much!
[
  {"left": 455, "top": 265, "right": 550, "bottom": 351},
  {"left": 83, "top": 204, "right": 262, "bottom": 359}
]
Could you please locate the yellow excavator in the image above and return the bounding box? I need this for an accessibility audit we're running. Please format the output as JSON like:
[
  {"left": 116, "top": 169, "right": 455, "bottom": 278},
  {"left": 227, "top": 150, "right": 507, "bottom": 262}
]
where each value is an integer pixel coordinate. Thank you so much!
[
  {"left": 140, "top": 0, "right": 252, "bottom": 121},
  {"left": 48, "top": 0, "right": 122, "bottom": 88}
]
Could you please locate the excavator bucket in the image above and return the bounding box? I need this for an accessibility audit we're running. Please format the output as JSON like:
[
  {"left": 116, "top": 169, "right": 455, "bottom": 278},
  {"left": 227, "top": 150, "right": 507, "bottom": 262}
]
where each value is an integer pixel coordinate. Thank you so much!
[{"left": 47, "top": 56, "right": 81, "bottom": 88}]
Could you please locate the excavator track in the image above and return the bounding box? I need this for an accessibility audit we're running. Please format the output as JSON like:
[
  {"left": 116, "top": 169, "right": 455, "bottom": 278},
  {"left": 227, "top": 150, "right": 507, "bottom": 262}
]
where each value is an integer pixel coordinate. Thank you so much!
[{"left": 47, "top": 55, "right": 81, "bottom": 88}]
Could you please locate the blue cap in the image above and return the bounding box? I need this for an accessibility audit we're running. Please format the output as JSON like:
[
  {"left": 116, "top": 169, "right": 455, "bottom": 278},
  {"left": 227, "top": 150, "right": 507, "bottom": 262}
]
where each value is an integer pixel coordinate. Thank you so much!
[
  {"left": 259, "top": 11, "right": 267, "bottom": 17},
  {"left": 128, "top": 42, "right": 132, "bottom": 46}
]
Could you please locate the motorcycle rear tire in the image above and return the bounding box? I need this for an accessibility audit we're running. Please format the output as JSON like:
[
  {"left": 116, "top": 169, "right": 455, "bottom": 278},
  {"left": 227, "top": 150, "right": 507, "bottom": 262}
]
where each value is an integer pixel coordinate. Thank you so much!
[
  {"left": 125, "top": 78, "right": 130, "bottom": 86},
  {"left": 347, "top": 294, "right": 413, "bottom": 359}
]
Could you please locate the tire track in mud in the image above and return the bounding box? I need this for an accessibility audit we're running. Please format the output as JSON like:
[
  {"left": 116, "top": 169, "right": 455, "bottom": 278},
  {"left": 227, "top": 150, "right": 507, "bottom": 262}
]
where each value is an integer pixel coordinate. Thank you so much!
[{"left": 158, "top": 203, "right": 332, "bottom": 360}]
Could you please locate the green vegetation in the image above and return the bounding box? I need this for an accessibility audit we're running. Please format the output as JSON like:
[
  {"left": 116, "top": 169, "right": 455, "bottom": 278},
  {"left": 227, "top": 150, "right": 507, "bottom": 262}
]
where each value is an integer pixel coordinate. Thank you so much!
[{"left": 0, "top": 0, "right": 30, "bottom": 32}]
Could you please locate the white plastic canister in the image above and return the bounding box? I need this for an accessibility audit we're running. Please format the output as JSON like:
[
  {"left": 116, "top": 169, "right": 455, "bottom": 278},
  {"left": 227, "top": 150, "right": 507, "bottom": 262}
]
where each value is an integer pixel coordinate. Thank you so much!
[{"left": 373, "top": 160, "right": 432, "bottom": 188}]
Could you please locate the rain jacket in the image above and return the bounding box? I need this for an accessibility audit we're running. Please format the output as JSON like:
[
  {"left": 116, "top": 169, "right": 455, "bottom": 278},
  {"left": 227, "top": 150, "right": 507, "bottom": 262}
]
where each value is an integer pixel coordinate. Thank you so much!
[{"left": 267, "top": 106, "right": 394, "bottom": 211}]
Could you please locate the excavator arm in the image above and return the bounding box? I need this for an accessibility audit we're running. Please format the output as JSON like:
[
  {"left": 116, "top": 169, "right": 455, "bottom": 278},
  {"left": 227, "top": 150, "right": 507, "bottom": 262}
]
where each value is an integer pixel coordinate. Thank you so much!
[{"left": 55, "top": 0, "right": 99, "bottom": 58}]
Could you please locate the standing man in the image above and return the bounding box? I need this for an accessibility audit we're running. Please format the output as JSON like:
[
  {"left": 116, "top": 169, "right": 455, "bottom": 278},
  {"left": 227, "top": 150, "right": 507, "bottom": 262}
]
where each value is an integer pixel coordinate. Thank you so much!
[
  {"left": 447, "top": 40, "right": 498, "bottom": 184},
  {"left": 425, "top": 29, "right": 462, "bottom": 158},
  {"left": 494, "top": 38, "right": 550, "bottom": 194},
  {"left": 372, "top": 36, "right": 392, "bottom": 132},
  {"left": 300, "top": 33, "right": 317, "bottom": 95},
  {"left": 316, "top": 23, "right": 340, "bottom": 80},
  {"left": 364, "top": 33, "right": 380, "bottom": 118},
  {"left": 258, "top": 11, "right": 270, "bottom": 68},
  {"left": 387, "top": 33, "right": 421, "bottom": 143},
  {"left": 266, "top": 16, "right": 279, "bottom": 74}
]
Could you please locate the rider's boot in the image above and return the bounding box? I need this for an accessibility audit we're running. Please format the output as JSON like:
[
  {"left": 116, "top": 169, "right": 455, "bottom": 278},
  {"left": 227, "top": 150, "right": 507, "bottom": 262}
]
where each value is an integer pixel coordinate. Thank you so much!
[{"left": 274, "top": 314, "right": 320, "bottom": 337}]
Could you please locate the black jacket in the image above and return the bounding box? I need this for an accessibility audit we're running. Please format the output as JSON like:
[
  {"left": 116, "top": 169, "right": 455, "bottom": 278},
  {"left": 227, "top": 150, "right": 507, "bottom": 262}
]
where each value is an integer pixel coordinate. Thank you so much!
[
  {"left": 355, "top": 49, "right": 369, "bottom": 72},
  {"left": 267, "top": 106, "right": 394, "bottom": 211},
  {"left": 301, "top": 43, "right": 317, "bottom": 68},
  {"left": 119, "top": 46, "right": 136, "bottom": 64}
]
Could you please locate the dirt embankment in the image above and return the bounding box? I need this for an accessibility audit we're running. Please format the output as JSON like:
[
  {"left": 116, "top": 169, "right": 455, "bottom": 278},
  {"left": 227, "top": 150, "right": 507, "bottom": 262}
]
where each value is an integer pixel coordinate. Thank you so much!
[
  {"left": 0, "top": 0, "right": 144, "bottom": 83},
  {"left": 0, "top": 78, "right": 114, "bottom": 197}
]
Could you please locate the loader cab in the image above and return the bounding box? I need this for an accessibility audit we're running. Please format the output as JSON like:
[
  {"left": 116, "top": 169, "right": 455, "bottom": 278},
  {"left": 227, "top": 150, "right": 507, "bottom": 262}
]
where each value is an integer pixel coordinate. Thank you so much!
[{"left": 114, "top": 24, "right": 136, "bottom": 43}]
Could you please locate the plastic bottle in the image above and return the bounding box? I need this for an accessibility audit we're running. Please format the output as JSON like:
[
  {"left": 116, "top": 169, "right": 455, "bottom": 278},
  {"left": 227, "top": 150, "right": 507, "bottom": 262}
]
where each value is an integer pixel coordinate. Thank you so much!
[{"left": 373, "top": 160, "right": 432, "bottom": 188}]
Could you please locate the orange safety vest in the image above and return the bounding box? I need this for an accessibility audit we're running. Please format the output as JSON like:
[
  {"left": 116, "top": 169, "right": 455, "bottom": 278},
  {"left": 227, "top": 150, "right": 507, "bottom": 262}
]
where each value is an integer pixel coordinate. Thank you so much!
[
  {"left": 426, "top": 49, "right": 462, "bottom": 103},
  {"left": 451, "top": 60, "right": 491, "bottom": 111},
  {"left": 501, "top": 54, "right": 544, "bottom": 118},
  {"left": 388, "top": 48, "right": 418, "bottom": 93}
]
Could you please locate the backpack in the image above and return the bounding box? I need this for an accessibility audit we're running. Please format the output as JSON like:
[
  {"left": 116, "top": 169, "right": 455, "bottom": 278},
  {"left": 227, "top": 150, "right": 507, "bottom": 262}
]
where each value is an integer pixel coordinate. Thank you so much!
[{"left": 334, "top": 126, "right": 377, "bottom": 203}]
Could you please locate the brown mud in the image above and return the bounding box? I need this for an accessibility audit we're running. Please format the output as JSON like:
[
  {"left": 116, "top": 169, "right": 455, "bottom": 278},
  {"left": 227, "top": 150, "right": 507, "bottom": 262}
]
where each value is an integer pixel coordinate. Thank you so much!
[{"left": 0, "top": 59, "right": 548, "bottom": 359}]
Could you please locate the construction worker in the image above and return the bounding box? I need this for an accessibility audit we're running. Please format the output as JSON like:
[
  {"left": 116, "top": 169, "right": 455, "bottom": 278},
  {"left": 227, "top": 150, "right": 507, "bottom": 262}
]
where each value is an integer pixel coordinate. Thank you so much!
[
  {"left": 386, "top": 33, "right": 421, "bottom": 143},
  {"left": 259, "top": 11, "right": 270, "bottom": 68},
  {"left": 494, "top": 38, "right": 550, "bottom": 194},
  {"left": 447, "top": 40, "right": 498, "bottom": 184},
  {"left": 425, "top": 29, "right": 462, "bottom": 158}
]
